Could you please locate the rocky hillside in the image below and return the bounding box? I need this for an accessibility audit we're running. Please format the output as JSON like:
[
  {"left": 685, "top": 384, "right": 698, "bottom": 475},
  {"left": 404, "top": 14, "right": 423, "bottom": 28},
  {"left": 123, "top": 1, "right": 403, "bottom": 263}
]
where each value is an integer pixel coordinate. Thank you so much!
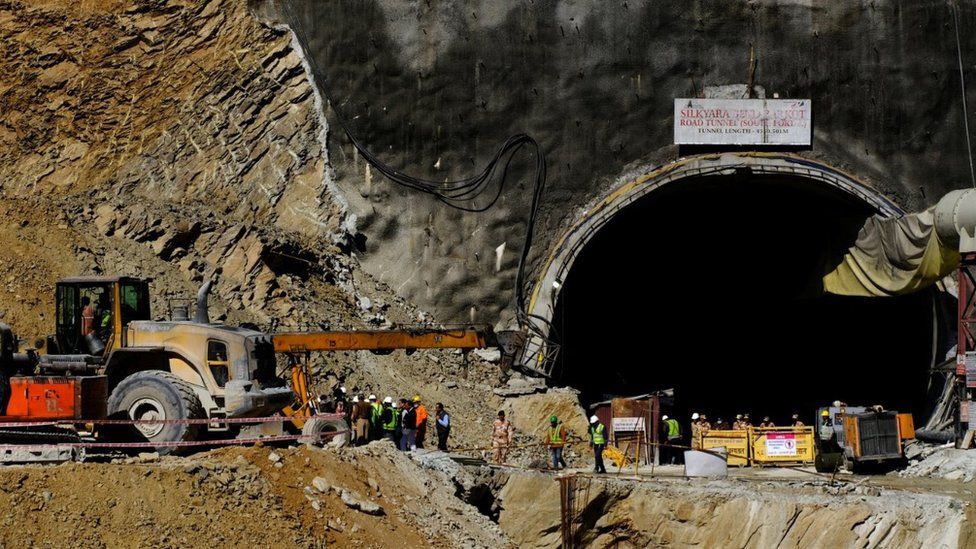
[{"left": 0, "top": 0, "right": 351, "bottom": 335}]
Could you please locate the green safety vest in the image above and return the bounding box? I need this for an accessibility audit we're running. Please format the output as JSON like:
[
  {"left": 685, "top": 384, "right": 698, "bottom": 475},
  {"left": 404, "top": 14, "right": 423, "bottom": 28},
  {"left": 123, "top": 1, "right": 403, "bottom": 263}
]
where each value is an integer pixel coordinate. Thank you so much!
[
  {"left": 370, "top": 403, "right": 382, "bottom": 424},
  {"left": 382, "top": 406, "right": 397, "bottom": 431},
  {"left": 666, "top": 418, "right": 681, "bottom": 438},
  {"left": 548, "top": 425, "right": 566, "bottom": 445},
  {"left": 590, "top": 423, "right": 606, "bottom": 445}
]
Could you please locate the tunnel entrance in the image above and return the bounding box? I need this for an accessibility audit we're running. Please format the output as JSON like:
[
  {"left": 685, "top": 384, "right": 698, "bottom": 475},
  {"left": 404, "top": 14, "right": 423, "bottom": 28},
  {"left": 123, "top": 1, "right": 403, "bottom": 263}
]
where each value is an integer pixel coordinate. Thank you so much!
[{"left": 550, "top": 172, "right": 948, "bottom": 424}]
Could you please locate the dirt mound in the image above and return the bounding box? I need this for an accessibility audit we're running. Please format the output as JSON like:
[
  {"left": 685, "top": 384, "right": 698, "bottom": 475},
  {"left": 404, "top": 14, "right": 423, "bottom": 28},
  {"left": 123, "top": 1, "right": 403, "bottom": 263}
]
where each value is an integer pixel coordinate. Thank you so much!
[{"left": 0, "top": 443, "right": 508, "bottom": 547}]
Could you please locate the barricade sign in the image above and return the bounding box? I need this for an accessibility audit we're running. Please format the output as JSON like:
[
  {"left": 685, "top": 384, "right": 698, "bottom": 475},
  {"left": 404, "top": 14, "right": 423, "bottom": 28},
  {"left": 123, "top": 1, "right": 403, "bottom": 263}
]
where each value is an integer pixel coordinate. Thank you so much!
[
  {"left": 699, "top": 429, "right": 750, "bottom": 466},
  {"left": 750, "top": 427, "right": 815, "bottom": 465}
]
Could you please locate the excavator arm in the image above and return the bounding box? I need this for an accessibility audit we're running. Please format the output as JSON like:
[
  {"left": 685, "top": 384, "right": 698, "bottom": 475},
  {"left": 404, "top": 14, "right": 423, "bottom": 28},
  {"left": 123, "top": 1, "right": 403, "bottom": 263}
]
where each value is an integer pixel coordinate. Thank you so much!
[{"left": 271, "top": 326, "right": 504, "bottom": 424}]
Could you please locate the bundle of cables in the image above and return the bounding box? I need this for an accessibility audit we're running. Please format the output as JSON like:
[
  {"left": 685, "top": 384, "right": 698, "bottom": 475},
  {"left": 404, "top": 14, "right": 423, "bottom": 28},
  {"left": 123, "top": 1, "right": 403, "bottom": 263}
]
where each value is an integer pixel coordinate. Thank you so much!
[{"left": 283, "top": 6, "right": 558, "bottom": 366}]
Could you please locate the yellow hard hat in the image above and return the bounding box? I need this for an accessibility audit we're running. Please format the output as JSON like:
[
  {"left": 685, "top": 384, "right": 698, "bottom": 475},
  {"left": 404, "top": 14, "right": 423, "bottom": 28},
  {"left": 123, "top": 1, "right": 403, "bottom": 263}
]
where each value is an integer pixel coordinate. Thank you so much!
[
  {"left": 412, "top": 395, "right": 421, "bottom": 402},
  {"left": 821, "top": 410, "right": 830, "bottom": 417}
]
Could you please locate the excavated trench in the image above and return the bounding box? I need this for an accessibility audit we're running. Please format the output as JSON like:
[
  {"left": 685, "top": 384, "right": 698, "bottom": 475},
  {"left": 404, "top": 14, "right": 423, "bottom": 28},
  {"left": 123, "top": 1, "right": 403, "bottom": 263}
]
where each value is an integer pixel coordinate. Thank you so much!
[{"left": 552, "top": 174, "right": 951, "bottom": 423}]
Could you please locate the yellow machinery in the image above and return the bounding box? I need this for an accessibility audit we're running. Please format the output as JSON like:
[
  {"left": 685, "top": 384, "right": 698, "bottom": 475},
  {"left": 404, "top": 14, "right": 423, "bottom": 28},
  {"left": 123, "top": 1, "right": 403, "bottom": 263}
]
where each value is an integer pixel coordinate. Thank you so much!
[{"left": 1, "top": 276, "right": 515, "bottom": 453}]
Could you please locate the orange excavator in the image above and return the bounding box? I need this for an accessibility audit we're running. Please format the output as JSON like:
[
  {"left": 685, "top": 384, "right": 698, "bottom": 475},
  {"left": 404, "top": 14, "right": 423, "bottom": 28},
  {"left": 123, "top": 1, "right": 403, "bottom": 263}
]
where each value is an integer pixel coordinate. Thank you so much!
[{"left": 271, "top": 327, "right": 518, "bottom": 441}]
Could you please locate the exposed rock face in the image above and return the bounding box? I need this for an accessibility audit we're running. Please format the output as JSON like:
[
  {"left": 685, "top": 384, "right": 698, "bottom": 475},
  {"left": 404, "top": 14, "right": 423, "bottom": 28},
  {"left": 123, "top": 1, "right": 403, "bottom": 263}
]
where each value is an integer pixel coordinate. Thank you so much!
[
  {"left": 496, "top": 472, "right": 966, "bottom": 548},
  {"left": 266, "top": 0, "right": 976, "bottom": 325},
  {"left": 0, "top": 0, "right": 342, "bottom": 240}
]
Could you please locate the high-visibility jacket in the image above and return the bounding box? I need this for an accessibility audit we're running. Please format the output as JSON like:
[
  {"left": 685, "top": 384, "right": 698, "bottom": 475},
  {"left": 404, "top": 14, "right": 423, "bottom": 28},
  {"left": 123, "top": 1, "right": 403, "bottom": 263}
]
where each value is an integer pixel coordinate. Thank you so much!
[
  {"left": 381, "top": 405, "right": 398, "bottom": 431},
  {"left": 370, "top": 403, "right": 382, "bottom": 425},
  {"left": 665, "top": 418, "right": 681, "bottom": 438},
  {"left": 589, "top": 423, "right": 606, "bottom": 445},
  {"left": 547, "top": 424, "right": 567, "bottom": 448}
]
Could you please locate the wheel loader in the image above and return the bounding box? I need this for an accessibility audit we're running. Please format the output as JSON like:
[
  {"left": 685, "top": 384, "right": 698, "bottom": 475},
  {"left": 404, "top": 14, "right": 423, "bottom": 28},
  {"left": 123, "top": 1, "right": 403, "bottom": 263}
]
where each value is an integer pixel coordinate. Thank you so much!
[{"left": 0, "top": 276, "right": 510, "bottom": 459}]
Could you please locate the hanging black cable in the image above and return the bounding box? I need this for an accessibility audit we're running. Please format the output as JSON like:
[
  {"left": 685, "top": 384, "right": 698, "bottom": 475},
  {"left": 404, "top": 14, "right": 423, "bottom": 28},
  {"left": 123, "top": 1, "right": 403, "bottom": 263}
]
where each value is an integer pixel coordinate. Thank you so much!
[{"left": 281, "top": 4, "right": 557, "bottom": 352}]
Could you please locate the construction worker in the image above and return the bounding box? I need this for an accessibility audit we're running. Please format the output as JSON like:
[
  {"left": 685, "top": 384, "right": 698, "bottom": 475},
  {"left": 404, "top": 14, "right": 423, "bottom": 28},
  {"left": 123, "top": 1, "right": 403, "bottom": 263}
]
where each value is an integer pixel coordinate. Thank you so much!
[
  {"left": 700, "top": 414, "right": 711, "bottom": 435},
  {"left": 395, "top": 398, "right": 408, "bottom": 448},
  {"left": 715, "top": 417, "right": 728, "bottom": 430},
  {"left": 662, "top": 414, "right": 681, "bottom": 464},
  {"left": 792, "top": 414, "right": 805, "bottom": 427},
  {"left": 80, "top": 296, "right": 95, "bottom": 336},
  {"left": 742, "top": 414, "right": 753, "bottom": 429},
  {"left": 414, "top": 396, "right": 428, "bottom": 449},
  {"left": 435, "top": 402, "right": 450, "bottom": 451},
  {"left": 491, "top": 410, "right": 513, "bottom": 464},
  {"left": 351, "top": 395, "right": 371, "bottom": 445},
  {"left": 401, "top": 399, "right": 417, "bottom": 451},
  {"left": 381, "top": 396, "right": 398, "bottom": 443},
  {"left": 759, "top": 416, "right": 774, "bottom": 428},
  {"left": 545, "top": 415, "right": 569, "bottom": 470},
  {"left": 732, "top": 414, "right": 744, "bottom": 430},
  {"left": 690, "top": 412, "right": 701, "bottom": 449},
  {"left": 368, "top": 394, "right": 381, "bottom": 440},
  {"left": 819, "top": 409, "right": 834, "bottom": 442},
  {"left": 588, "top": 415, "right": 608, "bottom": 474}
]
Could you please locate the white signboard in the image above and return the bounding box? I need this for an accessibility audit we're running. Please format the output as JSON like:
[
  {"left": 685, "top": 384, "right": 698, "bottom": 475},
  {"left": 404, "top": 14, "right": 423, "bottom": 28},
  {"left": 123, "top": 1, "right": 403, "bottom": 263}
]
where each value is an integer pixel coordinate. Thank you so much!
[
  {"left": 612, "top": 417, "right": 645, "bottom": 432},
  {"left": 674, "top": 98, "right": 812, "bottom": 146},
  {"left": 765, "top": 432, "right": 798, "bottom": 457}
]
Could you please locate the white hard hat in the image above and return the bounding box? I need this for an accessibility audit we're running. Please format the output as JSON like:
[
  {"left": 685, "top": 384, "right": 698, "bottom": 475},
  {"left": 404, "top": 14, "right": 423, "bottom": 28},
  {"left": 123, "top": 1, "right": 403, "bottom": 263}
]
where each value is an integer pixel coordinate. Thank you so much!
[
  {"left": 662, "top": 415, "right": 669, "bottom": 421},
  {"left": 692, "top": 413, "right": 700, "bottom": 420},
  {"left": 383, "top": 396, "right": 393, "bottom": 404},
  {"left": 340, "top": 386, "right": 347, "bottom": 393},
  {"left": 368, "top": 394, "right": 377, "bottom": 401},
  {"left": 351, "top": 396, "right": 359, "bottom": 403},
  {"left": 589, "top": 415, "right": 599, "bottom": 424}
]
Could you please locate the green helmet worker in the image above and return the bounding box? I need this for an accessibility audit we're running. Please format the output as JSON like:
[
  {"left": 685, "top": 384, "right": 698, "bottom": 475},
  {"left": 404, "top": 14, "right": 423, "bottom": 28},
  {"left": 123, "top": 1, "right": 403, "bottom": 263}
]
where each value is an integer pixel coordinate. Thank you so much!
[
  {"left": 546, "top": 415, "right": 568, "bottom": 470},
  {"left": 588, "top": 415, "right": 608, "bottom": 474}
]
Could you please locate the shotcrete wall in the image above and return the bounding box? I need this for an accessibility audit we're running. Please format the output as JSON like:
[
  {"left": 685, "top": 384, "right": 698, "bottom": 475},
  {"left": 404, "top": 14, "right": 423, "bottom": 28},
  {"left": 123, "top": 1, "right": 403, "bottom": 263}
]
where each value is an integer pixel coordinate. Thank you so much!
[{"left": 262, "top": 0, "right": 976, "bottom": 326}]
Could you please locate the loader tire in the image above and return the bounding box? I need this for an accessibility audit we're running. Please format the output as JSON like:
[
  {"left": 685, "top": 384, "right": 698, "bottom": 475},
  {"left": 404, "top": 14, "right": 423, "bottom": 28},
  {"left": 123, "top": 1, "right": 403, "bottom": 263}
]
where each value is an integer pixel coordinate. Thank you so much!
[
  {"left": 302, "top": 416, "right": 349, "bottom": 448},
  {"left": 106, "top": 371, "right": 204, "bottom": 455}
]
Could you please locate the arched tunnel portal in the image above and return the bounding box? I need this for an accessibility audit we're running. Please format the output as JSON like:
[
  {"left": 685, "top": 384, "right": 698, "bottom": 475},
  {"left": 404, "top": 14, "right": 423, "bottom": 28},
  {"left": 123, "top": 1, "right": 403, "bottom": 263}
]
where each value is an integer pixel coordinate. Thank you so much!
[{"left": 525, "top": 153, "right": 952, "bottom": 424}]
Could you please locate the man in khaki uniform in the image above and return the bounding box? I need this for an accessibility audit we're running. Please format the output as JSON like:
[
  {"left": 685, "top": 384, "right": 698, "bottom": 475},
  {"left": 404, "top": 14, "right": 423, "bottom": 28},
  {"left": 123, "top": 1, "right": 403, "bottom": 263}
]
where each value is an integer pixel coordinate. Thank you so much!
[
  {"left": 690, "top": 412, "right": 701, "bottom": 449},
  {"left": 491, "top": 410, "right": 514, "bottom": 464}
]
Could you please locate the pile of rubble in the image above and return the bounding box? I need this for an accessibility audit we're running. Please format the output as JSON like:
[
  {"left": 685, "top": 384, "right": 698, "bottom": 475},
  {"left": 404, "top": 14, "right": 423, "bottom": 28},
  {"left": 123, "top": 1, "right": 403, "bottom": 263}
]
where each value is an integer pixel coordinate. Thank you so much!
[{"left": 899, "top": 443, "right": 976, "bottom": 482}]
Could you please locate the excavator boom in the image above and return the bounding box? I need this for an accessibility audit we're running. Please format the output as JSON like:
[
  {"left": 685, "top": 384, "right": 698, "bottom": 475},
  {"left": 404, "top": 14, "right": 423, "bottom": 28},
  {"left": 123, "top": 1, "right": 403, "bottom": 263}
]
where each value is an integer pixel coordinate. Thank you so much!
[{"left": 272, "top": 327, "right": 494, "bottom": 353}]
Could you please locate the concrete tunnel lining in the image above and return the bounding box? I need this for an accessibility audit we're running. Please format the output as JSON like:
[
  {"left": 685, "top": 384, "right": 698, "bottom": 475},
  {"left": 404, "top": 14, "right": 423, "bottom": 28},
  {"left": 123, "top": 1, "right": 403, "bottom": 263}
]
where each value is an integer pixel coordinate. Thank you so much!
[{"left": 522, "top": 152, "right": 948, "bottom": 422}]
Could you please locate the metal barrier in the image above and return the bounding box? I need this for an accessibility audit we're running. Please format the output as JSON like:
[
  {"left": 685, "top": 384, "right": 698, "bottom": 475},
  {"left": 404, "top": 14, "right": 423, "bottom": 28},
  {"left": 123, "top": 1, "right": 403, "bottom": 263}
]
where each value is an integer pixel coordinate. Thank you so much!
[
  {"left": 749, "top": 427, "right": 816, "bottom": 466},
  {"left": 699, "top": 430, "right": 750, "bottom": 466}
]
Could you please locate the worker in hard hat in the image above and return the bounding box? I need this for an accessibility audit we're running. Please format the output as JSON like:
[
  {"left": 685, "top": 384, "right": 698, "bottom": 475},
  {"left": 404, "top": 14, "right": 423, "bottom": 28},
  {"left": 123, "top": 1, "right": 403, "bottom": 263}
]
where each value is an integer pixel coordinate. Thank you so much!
[
  {"left": 818, "top": 409, "right": 834, "bottom": 442},
  {"left": 546, "top": 415, "right": 569, "bottom": 470},
  {"left": 699, "top": 414, "right": 711, "bottom": 435},
  {"left": 351, "top": 395, "right": 371, "bottom": 445},
  {"left": 792, "top": 413, "right": 805, "bottom": 427},
  {"left": 491, "top": 410, "right": 514, "bottom": 464},
  {"left": 732, "top": 414, "right": 744, "bottom": 431},
  {"left": 662, "top": 414, "right": 682, "bottom": 464},
  {"left": 759, "top": 416, "right": 774, "bottom": 428},
  {"left": 413, "top": 396, "right": 429, "bottom": 449},
  {"left": 380, "top": 396, "right": 398, "bottom": 443},
  {"left": 588, "top": 415, "right": 608, "bottom": 474},
  {"left": 368, "top": 394, "right": 382, "bottom": 441},
  {"left": 742, "top": 414, "right": 753, "bottom": 429},
  {"left": 690, "top": 413, "right": 701, "bottom": 449}
]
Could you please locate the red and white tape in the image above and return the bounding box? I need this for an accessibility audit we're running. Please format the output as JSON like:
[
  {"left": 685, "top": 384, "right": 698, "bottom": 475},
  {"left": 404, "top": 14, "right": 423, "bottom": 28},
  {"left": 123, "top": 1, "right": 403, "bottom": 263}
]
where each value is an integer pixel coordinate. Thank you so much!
[
  {"left": 0, "top": 413, "right": 345, "bottom": 429},
  {"left": 0, "top": 430, "right": 351, "bottom": 450}
]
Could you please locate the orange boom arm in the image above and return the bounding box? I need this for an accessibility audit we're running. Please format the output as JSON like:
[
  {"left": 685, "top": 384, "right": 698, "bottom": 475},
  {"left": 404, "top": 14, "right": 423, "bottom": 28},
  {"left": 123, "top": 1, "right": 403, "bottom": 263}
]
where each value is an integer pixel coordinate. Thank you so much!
[{"left": 272, "top": 328, "right": 494, "bottom": 353}]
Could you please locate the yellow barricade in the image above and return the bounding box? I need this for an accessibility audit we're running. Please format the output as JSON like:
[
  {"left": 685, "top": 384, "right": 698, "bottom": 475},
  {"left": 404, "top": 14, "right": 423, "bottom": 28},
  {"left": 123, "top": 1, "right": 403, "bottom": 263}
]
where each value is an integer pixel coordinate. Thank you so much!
[
  {"left": 698, "top": 430, "right": 750, "bottom": 466},
  {"left": 749, "top": 427, "right": 816, "bottom": 466}
]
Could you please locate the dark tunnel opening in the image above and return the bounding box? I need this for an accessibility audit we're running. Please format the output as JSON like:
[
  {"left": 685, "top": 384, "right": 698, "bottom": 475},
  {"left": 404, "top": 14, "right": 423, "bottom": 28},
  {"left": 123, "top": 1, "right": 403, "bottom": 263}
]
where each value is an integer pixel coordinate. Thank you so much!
[{"left": 551, "top": 174, "right": 949, "bottom": 426}]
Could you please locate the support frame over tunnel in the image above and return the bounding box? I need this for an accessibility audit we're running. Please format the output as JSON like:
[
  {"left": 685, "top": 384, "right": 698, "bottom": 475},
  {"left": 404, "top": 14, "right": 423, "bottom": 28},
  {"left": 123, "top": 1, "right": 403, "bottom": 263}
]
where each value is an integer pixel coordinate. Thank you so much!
[{"left": 521, "top": 152, "right": 904, "bottom": 376}]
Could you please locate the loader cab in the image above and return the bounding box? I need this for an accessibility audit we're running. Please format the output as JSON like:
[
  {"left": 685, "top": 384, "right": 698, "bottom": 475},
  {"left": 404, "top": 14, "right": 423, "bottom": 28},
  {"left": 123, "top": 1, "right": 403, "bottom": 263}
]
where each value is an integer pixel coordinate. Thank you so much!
[{"left": 54, "top": 277, "right": 150, "bottom": 355}]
